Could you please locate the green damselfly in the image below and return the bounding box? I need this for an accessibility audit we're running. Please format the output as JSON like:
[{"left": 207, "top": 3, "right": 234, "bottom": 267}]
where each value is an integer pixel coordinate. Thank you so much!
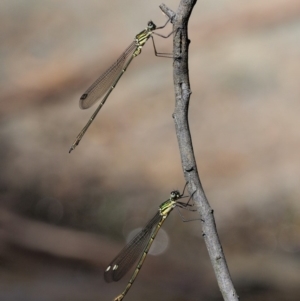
[
  {"left": 105, "top": 187, "right": 194, "bottom": 301},
  {"left": 69, "top": 19, "right": 173, "bottom": 153}
]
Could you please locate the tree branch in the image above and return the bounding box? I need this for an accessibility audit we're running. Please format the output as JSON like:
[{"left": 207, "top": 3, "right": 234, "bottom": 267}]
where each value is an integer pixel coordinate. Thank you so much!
[{"left": 160, "top": 2, "right": 239, "bottom": 301}]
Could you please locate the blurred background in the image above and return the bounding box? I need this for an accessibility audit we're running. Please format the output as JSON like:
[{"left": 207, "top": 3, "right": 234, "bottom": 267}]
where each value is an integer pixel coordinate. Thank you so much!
[{"left": 0, "top": 0, "right": 300, "bottom": 300}]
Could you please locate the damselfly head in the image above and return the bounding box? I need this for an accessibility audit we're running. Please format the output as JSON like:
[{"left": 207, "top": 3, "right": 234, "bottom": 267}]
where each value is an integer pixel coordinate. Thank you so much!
[
  {"left": 170, "top": 190, "right": 181, "bottom": 200},
  {"left": 147, "top": 21, "right": 156, "bottom": 31}
]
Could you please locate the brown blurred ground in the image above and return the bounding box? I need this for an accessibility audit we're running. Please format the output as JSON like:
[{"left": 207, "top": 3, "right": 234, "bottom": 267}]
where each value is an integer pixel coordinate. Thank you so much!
[{"left": 0, "top": 0, "right": 300, "bottom": 300}]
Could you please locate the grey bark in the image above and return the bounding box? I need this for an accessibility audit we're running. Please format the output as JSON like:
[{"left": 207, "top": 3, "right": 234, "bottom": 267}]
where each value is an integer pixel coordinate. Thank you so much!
[{"left": 160, "top": 2, "right": 239, "bottom": 300}]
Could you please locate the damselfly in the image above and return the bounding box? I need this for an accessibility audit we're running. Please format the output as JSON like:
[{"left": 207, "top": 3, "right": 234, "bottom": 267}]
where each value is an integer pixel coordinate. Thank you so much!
[
  {"left": 69, "top": 19, "right": 173, "bottom": 153},
  {"left": 105, "top": 187, "right": 194, "bottom": 301}
]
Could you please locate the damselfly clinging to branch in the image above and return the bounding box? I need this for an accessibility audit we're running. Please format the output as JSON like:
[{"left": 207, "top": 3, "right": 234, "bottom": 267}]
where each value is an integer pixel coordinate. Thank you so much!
[
  {"left": 69, "top": 18, "right": 173, "bottom": 153},
  {"left": 105, "top": 186, "right": 196, "bottom": 301}
]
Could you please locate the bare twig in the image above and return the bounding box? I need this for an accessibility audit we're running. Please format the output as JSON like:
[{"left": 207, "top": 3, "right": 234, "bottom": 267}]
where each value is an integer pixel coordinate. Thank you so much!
[{"left": 160, "top": 2, "right": 239, "bottom": 301}]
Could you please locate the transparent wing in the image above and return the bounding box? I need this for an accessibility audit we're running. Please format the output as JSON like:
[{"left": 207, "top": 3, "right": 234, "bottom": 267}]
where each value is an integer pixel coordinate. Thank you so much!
[
  {"left": 104, "top": 211, "right": 161, "bottom": 282},
  {"left": 79, "top": 41, "right": 137, "bottom": 109}
]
